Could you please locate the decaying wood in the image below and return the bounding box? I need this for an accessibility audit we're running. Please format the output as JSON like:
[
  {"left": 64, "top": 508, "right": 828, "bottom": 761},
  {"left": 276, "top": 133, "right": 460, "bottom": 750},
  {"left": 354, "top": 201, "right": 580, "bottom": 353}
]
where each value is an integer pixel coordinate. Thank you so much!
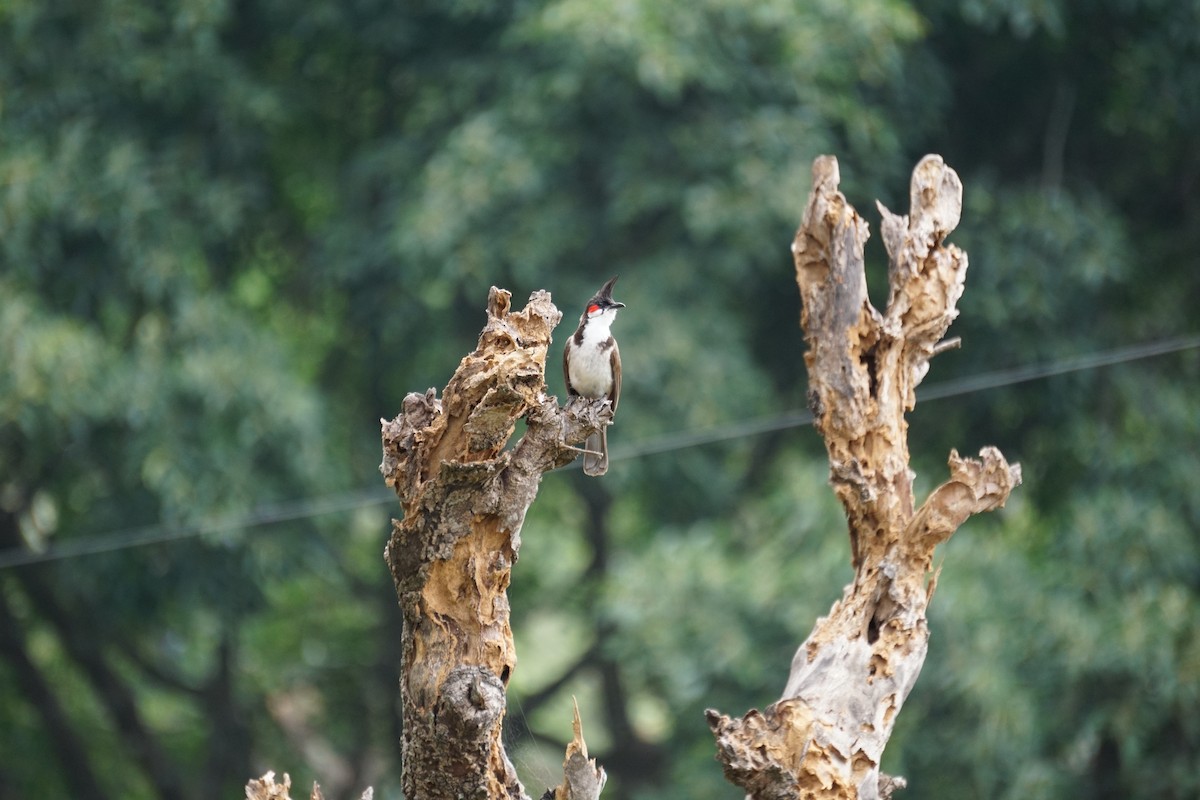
[
  {"left": 707, "top": 155, "right": 1021, "bottom": 799},
  {"left": 379, "top": 288, "right": 609, "bottom": 800},
  {"left": 244, "top": 771, "right": 373, "bottom": 800},
  {"left": 542, "top": 698, "right": 607, "bottom": 800}
]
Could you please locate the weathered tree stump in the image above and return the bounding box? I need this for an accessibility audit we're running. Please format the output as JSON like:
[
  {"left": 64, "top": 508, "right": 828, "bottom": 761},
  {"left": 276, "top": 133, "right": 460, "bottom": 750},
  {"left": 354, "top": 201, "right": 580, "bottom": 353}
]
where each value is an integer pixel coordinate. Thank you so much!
[
  {"left": 380, "top": 288, "right": 607, "bottom": 800},
  {"left": 707, "top": 155, "right": 1021, "bottom": 799}
]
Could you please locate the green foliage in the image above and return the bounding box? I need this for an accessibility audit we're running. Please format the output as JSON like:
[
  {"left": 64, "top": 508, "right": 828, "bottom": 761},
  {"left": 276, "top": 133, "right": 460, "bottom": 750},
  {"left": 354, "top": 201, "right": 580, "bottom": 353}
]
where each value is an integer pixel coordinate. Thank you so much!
[
  {"left": 1, "top": 0, "right": 1197, "bottom": 798},
  {"left": 609, "top": 456, "right": 849, "bottom": 718}
]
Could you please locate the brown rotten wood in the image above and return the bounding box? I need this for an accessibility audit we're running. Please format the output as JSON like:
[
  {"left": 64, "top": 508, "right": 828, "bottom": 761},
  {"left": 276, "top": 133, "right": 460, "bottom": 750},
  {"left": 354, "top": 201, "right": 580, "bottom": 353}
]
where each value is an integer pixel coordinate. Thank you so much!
[
  {"left": 379, "top": 287, "right": 608, "bottom": 800},
  {"left": 707, "top": 155, "right": 1022, "bottom": 800}
]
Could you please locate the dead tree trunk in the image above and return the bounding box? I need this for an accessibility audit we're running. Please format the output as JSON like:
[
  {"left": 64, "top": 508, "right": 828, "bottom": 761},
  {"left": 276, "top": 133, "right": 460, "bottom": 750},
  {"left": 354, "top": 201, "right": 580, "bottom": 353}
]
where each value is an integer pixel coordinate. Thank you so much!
[
  {"left": 379, "top": 288, "right": 607, "bottom": 800},
  {"left": 707, "top": 155, "right": 1021, "bottom": 799}
]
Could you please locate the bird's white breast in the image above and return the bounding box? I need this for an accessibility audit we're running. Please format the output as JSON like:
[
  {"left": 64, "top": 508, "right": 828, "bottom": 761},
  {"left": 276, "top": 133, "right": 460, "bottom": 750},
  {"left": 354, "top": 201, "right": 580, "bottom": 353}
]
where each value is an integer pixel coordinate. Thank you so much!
[{"left": 568, "top": 314, "right": 616, "bottom": 399}]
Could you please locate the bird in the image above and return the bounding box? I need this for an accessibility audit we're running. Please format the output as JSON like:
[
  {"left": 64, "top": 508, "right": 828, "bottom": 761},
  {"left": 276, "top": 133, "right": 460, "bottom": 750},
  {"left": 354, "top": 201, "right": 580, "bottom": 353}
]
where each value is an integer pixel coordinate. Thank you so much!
[{"left": 563, "top": 276, "right": 624, "bottom": 476}]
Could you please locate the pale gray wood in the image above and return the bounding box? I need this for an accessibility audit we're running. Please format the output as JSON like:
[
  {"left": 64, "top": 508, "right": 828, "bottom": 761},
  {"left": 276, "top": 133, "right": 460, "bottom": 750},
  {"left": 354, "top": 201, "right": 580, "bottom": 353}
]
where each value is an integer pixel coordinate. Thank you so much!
[{"left": 708, "top": 156, "right": 1020, "bottom": 799}]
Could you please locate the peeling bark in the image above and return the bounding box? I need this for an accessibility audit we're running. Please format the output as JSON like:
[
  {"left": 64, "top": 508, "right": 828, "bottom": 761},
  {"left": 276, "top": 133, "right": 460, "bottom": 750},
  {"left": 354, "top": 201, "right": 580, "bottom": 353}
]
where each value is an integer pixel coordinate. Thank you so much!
[
  {"left": 247, "top": 288, "right": 609, "bottom": 798},
  {"left": 708, "top": 155, "right": 1021, "bottom": 799},
  {"left": 379, "top": 288, "right": 609, "bottom": 800}
]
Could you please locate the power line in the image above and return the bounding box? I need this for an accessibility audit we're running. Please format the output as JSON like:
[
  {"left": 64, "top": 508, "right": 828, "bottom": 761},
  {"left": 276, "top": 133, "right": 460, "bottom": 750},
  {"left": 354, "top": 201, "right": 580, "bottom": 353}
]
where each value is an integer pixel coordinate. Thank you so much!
[
  {"left": 2, "top": 333, "right": 1197, "bottom": 569},
  {"left": 611, "top": 332, "right": 1200, "bottom": 462},
  {"left": 914, "top": 333, "right": 1200, "bottom": 401},
  {"left": 0, "top": 489, "right": 393, "bottom": 569}
]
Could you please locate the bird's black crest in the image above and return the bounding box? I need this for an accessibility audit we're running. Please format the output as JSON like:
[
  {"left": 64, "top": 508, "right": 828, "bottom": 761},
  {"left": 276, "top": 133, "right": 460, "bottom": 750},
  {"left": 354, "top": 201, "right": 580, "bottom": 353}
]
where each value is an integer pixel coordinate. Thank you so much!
[{"left": 596, "top": 275, "right": 619, "bottom": 301}]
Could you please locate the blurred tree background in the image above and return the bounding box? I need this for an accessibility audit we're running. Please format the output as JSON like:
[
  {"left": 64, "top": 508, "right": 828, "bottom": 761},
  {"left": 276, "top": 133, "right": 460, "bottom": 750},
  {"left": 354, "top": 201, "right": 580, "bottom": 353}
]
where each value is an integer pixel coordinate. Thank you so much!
[{"left": 1, "top": 0, "right": 1197, "bottom": 798}]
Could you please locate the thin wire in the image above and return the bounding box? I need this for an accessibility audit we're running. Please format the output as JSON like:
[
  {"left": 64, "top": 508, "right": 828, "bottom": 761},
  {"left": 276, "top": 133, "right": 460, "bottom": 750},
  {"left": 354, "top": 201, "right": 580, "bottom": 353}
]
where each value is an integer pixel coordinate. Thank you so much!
[
  {"left": 612, "top": 331, "right": 1200, "bottom": 461},
  {"left": 914, "top": 333, "right": 1200, "bottom": 402},
  {"left": 2, "top": 333, "right": 1197, "bottom": 569},
  {"left": 0, "top": 489, "right": 393, "bottom": 569}
]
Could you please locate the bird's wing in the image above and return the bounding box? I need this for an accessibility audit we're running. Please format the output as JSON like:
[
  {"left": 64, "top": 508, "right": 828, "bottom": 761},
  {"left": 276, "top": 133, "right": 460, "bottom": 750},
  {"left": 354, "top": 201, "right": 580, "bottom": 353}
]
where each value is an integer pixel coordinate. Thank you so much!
[
  {"left": 563, "top": 338, "right": 575, "bottom": 396},
  {"left": 608, "top": 340, "right": 621, "bottom": 412}
]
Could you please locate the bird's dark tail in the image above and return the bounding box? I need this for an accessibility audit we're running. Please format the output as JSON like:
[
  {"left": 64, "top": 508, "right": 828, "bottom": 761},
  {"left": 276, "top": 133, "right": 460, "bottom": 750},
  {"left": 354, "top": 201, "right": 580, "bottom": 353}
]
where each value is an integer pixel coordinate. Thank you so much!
[{"left": 583, "top": 429, "right": 608, "bottom": 476}]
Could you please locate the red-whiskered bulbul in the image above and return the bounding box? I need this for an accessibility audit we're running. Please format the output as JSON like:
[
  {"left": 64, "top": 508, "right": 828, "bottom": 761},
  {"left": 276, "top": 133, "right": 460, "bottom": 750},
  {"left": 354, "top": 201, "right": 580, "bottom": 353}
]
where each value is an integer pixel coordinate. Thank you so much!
[{"left": 563, "top": 276, "right": 624, "bottom": 476}]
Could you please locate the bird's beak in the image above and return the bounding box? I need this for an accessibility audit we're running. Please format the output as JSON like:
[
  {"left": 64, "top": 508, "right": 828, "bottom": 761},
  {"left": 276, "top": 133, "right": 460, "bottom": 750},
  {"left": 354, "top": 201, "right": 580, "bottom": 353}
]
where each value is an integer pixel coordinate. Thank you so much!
[{"left": 613, "top": 301, "right": 626, "bottom": 309}]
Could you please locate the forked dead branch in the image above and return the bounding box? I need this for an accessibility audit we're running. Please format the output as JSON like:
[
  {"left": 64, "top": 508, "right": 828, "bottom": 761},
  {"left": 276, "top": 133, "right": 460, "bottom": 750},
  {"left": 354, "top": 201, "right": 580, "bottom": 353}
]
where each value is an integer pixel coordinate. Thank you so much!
[{"left": 707, "top": 155, "right": 1021, "bottom": 799}]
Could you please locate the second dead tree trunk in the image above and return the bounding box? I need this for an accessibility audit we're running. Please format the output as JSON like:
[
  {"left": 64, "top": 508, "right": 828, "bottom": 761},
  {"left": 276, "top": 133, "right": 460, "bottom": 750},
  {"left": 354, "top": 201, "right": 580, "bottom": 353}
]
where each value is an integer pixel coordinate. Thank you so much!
[{"left": 707, "top": 155, "right": 1021, "bottom": 799}]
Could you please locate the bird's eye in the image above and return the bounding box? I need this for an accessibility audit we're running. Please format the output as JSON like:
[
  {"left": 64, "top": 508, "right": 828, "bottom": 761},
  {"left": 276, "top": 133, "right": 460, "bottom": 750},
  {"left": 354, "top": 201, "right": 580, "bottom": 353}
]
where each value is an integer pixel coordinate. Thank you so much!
[{"left": 587, "top": 304, "right": 601, "bottom": 315}]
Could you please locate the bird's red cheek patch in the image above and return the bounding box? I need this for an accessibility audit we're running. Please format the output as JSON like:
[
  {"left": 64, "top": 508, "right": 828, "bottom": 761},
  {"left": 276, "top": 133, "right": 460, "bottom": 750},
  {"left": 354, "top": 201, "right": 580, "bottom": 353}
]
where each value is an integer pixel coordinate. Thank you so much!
[{"left": 588, "top": 304, "right": 601, "bottom": 315}]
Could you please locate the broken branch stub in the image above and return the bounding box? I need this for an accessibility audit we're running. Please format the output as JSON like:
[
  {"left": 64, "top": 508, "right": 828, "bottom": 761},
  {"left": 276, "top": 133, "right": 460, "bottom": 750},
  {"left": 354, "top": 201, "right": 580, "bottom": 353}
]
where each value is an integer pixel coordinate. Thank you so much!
[
  {"left": 543, "top": 698, "right": 607, "bottom": 800},
  {"left": 379, "top": 288, "right": 609, "bottom": 800},
  {"left": 708, "top": 156, "right": 1021, "bottom": 800}
]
